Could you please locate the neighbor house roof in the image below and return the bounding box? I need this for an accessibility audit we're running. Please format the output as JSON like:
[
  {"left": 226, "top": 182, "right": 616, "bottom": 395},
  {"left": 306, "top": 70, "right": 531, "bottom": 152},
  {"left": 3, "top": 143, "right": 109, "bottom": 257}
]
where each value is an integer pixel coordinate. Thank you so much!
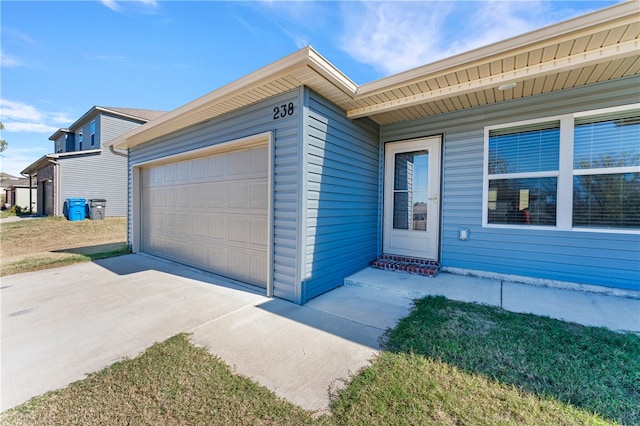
[
  {"left": 107, "top": 0, "right": 639, "bottom": 149},
  {"left": 49, "top": 106, "right": 167, "bottom": 140},
  {"left": 21, "top": 149, "right": 103, "bottom": 176},
  {"left": 5, "top": 177, "right": 36, "bottom": 188}
]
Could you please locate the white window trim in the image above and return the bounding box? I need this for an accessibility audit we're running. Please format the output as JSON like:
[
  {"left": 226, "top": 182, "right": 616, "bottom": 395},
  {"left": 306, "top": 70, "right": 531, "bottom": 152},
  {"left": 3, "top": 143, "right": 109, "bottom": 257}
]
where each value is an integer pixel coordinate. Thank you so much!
[{"left": 483, "top": 104, "right": 640, "bottom": 234}]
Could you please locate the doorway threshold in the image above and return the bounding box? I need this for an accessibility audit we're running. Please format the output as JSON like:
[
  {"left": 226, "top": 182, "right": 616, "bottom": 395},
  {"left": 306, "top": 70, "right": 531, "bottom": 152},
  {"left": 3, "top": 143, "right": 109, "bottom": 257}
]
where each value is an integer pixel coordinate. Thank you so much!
[{"left": 371, "top": 254, "right": 440, "bottom": 277}]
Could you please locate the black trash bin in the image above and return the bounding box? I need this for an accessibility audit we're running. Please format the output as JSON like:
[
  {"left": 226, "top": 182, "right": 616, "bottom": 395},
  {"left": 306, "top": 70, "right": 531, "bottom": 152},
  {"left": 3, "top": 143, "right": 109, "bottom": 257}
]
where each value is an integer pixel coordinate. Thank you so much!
[{"left": 88, "top": 199, "right": 107, "bottom": 220}]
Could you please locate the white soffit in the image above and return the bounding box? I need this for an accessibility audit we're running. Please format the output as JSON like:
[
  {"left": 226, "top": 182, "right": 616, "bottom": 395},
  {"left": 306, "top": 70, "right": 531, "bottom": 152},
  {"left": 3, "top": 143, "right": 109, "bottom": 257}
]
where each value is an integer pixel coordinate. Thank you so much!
[{"left": 347, "top": 1, "right": 640, "bottom": 121}]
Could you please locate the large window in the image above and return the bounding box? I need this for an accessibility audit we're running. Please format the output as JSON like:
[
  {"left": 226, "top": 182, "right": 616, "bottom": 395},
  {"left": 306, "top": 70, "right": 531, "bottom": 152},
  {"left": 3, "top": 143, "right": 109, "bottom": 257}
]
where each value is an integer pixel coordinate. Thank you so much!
[
  {"left": 573, "top": 112, "right": 640, "bottom": 228},
  {"left": 487, "top": 122, "right": 559, "bottom": 226},
  {"left": 484, "top": 105, "right": 639, "bottom": 232}
]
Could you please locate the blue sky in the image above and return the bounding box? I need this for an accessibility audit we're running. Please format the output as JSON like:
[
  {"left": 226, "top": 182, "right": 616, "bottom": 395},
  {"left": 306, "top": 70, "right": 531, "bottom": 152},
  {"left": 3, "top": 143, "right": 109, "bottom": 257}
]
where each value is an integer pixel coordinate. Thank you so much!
[{"left": 1, "top": 0, "right": 620, "bottom": 177}]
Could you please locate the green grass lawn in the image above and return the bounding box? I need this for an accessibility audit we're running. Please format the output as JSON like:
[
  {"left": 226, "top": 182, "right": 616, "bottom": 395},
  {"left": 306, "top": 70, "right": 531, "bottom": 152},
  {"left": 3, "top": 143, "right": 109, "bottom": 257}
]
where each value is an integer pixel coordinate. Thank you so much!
[
  {"left": 2, "top": 297, "right": 637, "bottom": 425},
  {"left": 380, "top": 296, "right": 639, "bottom": 425},
  {"left": 0, "top": 216, "right": 128, "bottom": 276}
]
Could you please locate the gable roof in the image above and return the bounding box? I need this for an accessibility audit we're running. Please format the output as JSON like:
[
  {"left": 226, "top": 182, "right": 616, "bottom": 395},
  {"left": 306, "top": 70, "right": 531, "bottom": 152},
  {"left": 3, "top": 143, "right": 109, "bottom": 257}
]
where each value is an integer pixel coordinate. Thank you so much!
[
  {"left": 49, "top": 106, "right": 166, "bottom": 140},
  {"left": 108, "top": 0, "right": 639, "bottom": 149},
  {"left": 20, "top": 149, "right": 103, "bottom": 176},
  {"left": 101, "top": 107, "right": 168, "bottom": 122}
]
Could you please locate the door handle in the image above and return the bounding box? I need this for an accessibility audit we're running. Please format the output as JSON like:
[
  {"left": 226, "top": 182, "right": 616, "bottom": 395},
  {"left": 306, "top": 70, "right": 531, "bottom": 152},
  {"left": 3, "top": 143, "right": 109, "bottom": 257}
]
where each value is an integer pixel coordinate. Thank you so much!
[{"left": 428, "top": 194, "right": 438, "bottom": 203}]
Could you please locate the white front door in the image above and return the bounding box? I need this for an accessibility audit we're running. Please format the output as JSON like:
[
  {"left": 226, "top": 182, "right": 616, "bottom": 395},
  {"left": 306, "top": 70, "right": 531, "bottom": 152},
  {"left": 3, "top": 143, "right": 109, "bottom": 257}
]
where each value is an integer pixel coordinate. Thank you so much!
[{"left": 383, "top": 136, "right": 441, "bottom": 259}]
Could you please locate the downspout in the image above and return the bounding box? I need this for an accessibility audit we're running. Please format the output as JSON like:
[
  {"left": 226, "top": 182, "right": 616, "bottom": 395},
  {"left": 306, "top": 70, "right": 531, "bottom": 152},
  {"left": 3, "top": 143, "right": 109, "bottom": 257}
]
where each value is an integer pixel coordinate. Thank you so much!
[
  {"left": 109, "top": 145, "right": 128, "bottom": 157},
  {"left": 28, "top": 174, "right": 33, "bottom": 214},
  {"left": 47, "top": 158, "right": 60, "bottom": 216},
  {"left": 21, "top": 172, "right": 34, "bottom": 214}
]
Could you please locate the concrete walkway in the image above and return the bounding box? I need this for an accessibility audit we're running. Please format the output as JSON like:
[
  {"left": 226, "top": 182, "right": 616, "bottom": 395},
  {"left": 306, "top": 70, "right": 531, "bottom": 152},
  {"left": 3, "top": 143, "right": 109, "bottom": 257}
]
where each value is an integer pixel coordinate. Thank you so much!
[
  {"left": 2, "top": 254, "right": 638, "bottom": 414},
  {"left": 0, "top": 214, "right": 43, "bottom": 223},
  {"left": 342, "top": 267, "right": 640, "bottom": 333}
]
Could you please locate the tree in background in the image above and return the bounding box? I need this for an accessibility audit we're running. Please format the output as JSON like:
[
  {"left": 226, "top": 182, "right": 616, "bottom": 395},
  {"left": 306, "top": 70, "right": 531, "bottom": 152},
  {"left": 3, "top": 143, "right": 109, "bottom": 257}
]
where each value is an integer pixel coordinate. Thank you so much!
[{"left": 0, "top": 122, "right": 7, "bottom": 153}]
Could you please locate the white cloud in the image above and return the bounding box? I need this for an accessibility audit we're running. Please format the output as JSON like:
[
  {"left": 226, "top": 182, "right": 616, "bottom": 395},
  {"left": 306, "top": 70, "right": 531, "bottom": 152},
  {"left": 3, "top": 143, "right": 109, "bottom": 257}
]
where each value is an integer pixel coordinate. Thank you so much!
[
  {"left": 338, "top": 1, "right": 586, "bottom": 76},
  {"left": 1, "top": 52, "right": 23, "bottom": 68},
  {"left": 101, "top": 0, "right": 122, "bottom": 12},
  {"left": 0, "top": 99, "right": 70, "bottom": 134},
  {"left": 1, "top": 99, "right": 42, "bottom": 122},
  {"left": 339, "top": 2, "right": 455, "bottom": 75},
  {"left": 101, "top": 0, "right": 159, "bottom": 14},
  {"left": 2, "top": 122, "right": 58, "bottom": 133},
  {"left": 0, "top": 146, "right": 50, "bottom": 177}
]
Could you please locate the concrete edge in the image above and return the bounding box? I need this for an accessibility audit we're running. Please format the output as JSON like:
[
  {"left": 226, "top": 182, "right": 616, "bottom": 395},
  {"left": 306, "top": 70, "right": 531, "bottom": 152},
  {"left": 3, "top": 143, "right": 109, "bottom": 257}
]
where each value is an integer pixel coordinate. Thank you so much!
[{"left": 442, "top": 267, "right": 640, "bottom": 300}]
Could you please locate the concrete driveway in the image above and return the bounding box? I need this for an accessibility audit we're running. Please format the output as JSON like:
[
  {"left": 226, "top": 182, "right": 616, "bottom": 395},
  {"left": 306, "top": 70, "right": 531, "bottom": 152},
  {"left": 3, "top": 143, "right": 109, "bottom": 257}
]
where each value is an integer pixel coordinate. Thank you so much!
[
  {"left": 1, "top": 254, "right": 395, "bottom": 413},
  {"left": 4, "top": 253, "right": 638, "bottom": 414}
]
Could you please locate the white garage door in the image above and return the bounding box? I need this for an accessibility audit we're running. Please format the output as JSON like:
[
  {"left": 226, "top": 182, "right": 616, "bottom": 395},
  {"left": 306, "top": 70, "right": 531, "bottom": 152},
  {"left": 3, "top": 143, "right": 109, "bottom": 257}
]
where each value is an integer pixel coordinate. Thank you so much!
[{"left": 141, "top": 145, "right": 269, "bottom": 287}]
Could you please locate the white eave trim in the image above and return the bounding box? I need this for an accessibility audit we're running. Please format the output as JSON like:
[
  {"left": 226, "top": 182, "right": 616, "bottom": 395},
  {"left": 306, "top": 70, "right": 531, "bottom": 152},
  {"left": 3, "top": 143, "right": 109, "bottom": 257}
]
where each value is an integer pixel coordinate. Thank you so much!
[
  {"left": 347, "top": 38, "right": 639, "bottom": 119},
  {"left": 355, "top": 0, "right": 640, "bottom": 96},
  {"left": 105, "top": 1, "right": 638, "bottom": 149},
  {"left": 106, "top": 46, "right": 358, "bottom": 150}
]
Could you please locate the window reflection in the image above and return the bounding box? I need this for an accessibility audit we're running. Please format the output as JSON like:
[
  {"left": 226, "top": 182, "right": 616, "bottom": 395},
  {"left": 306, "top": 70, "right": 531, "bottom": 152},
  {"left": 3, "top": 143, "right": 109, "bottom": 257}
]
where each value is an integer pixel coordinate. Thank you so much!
[
  {"left": 393, "top": 150, "right": 428, "bottom": 231},
  {"left": 488, "top": 178, "right": 557, "bottom": 226}
]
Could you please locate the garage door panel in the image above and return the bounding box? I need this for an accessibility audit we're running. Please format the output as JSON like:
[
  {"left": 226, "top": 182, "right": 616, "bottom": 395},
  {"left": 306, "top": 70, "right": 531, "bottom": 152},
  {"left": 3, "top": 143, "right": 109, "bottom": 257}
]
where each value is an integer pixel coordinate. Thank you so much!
[
  {"left": 176, "top": 188, "right": 189, "bottom": 206},
  {"left": 207, "top": 182, "right": 227, "bottom": 208},
  {"left": 208, "top": 155, "right": 225, "bottom": 177},
  {"left": 165, "top": 212, "right": 177, "bottom": 230},
  {"left": 193, "top": 214, "right": 207, "bottom": 235},
  {"left": 193, "top": 158, "right": 208, "bottom": 179},
  {"left": 191, "top": 184, "right": 207, "bottom": 207},
  {"left": 175, "top": 213, "right": 192, "bottom": 234},
  {"left": 208, "top": 216, "right": 228, "bottom": 239},
  {"left": 163, "top": 164, "right": 176, "bottom": 182},
  {"left": 228, "top": 182, "right": 249, "bottom": 208},
  {"left": 251, "top": 182, "right": 268, "bottom": 209},
  {"left": 250, "top": 253, "right": 268, "bottom": 283},
  {"left": 163, "top": 188, "right": 175, "bottom": 207},
  {"left": 142, "top": 144, "right": 269, "bottom": 288},
  {"left": 176, "top": 162, "right": 190, "bottom": 182},
  {"left": 229, "top": 150, "right": 251, "bottom": 175},
  {"left": 191, "top": 243, "right": 209, "bottom": 268},
  {"left": 251, "top": 147, "right": 269, "bottom": 173},
  {"left": 151, "top": 213, "right": 163, "bottom": 231},
  {"left": 208, "top": 246, "right": 229, "bottom": 271},
  {"left": 251, "top": 217, "right": 268, "bottom": 246},
  {"left": 228, "top": 216, "right": 250, "bottom": 244}
]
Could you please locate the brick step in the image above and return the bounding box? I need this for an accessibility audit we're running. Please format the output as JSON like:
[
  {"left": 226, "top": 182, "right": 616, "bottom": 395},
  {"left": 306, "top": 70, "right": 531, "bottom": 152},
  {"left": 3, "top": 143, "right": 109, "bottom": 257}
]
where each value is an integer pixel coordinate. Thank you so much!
[{"left": 371, "top": 254, "right": 440, "bottom": 277}]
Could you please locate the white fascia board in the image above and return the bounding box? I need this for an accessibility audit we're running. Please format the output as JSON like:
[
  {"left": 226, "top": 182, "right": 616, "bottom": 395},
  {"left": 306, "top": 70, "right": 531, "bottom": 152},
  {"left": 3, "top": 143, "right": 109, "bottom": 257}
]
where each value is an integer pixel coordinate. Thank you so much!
[
  {"left": 348, "top": 39, "right": 639, "bottom": 119},
  {"left": 21, "top": 154, "right": 51, "bottom": 175},
  {"left": 356, "top": 0, "right": 639, "bottom": 97},
  {"left": 49, "top": 149, "right": 102, "bottom": 158},
  {"left": 107, "top": 46, "right": 357, "bottom": 150}
]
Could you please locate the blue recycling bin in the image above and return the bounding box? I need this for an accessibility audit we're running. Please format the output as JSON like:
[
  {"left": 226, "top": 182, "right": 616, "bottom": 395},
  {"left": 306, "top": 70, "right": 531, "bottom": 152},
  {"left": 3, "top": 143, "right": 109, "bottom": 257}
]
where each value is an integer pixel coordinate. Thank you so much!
[{"left": 66, "top": 198, "right": 86, "bottom": 221}]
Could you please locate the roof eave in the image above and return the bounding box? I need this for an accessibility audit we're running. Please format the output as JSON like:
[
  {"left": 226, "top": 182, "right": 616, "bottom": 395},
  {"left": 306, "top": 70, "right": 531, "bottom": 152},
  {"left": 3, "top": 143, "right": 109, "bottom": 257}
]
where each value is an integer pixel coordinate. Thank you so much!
[
  {"left": 21, "top": 154, "right": 54, "bottom": 175},
  {"left": 106, "top": 46, "right": 358, "bottom": 150},
  {"left": 356, "top": 0, "right": 639, "bottom": 96}
]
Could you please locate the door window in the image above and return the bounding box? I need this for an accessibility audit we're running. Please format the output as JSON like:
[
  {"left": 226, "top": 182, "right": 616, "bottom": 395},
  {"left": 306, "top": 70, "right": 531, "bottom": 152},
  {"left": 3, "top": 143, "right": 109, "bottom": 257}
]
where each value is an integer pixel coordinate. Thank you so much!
[{"left": 393, "top": 150, "right": 429, "bottom": 231}]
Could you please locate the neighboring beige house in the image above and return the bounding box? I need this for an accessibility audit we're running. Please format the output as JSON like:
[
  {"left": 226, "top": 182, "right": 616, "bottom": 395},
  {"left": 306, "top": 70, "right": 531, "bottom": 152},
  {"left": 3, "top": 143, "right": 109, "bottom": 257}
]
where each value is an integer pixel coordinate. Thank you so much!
[{"left": 4, "top": 178, "right": 37, "bottom": 212}]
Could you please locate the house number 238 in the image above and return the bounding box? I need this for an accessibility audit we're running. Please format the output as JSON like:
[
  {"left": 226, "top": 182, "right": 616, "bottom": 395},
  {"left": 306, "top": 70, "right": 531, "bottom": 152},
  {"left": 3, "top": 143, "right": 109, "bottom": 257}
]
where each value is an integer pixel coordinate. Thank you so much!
[{"left": 273, "top": 102, "right": 294, "bottom": 119}]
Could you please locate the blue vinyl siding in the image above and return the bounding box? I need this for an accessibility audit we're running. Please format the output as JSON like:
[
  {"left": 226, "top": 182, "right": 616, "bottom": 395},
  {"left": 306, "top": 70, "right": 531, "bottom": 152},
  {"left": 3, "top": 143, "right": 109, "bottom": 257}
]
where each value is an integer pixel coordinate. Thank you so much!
[
  {"left": 128, "top": 90, "right": 301, "bottom": 302},
  {"left": 382, "top": 76, "right": 640, "bottom": 291},
  {"left": 302, "top": 89, "right": 380, "bottom": 301}
]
